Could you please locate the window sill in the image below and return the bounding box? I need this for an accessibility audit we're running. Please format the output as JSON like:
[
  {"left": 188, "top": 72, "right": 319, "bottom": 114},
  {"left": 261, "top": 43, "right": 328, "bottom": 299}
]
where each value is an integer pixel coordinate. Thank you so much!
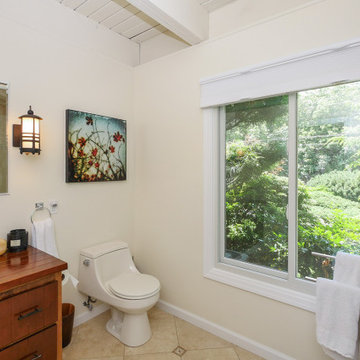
[{"left": 204, "top": 265, "right": 316, "bottom": 312}]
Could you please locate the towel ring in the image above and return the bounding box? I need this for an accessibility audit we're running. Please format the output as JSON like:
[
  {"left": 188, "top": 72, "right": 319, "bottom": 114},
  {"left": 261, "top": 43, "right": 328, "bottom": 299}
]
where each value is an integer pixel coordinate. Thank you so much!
[{"left": 31, "top": 202, "right": 51, "bottom": 224}]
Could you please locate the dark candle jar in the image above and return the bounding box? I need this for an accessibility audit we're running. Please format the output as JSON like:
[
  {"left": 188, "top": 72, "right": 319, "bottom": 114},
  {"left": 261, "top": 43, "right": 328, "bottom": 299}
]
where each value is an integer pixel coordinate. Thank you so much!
[{"left": 7, "top": 229, "right": 28, "bottom": 253}]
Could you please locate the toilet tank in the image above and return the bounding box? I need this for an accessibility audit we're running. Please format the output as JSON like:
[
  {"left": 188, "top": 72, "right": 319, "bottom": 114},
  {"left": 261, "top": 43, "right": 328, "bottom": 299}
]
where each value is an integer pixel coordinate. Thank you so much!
[{"left": 79, "top": 241, "right": 137, "bottom": 286}]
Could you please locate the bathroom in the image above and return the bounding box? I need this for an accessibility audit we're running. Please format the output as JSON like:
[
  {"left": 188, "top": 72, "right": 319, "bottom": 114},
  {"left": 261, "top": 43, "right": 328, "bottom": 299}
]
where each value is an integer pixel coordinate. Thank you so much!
[{"left": 1, "top": 0, "right": 360, "bottom": 359}]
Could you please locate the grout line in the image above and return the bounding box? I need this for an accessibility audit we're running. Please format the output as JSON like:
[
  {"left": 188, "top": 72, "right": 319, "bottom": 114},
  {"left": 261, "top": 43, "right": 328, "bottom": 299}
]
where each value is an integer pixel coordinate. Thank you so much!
[
  {"left": 232, "top": 344, "right": 241, "bottom": 360},
  {"left": 174, "top": 314, "right": 181, "bottom": 348},
  {"left": 172, "top": 313, "right": 184, "bottom": 359}
]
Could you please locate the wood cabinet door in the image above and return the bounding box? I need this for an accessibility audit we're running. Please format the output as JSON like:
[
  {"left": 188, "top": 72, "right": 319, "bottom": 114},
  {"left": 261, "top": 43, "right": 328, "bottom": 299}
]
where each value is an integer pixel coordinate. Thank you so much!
[
  {"left": 0, "top": 325, "right": 57, "bottom": 360},
  {"left": 0, "top": 282, "right": 58, "bottom": 348}
]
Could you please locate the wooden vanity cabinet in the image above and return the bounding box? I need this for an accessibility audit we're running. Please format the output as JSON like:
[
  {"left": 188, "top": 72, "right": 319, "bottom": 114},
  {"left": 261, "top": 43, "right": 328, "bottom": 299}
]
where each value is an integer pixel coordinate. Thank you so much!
[{"left": 0, "top": 246, "right": 67, "bottom": 360}]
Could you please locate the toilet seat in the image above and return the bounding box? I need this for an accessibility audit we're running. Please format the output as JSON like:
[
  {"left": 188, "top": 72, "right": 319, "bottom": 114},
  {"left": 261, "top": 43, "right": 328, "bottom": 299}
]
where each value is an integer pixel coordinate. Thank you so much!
[{"left": 108, "top": 273, "right": 160, "bottom": 300}]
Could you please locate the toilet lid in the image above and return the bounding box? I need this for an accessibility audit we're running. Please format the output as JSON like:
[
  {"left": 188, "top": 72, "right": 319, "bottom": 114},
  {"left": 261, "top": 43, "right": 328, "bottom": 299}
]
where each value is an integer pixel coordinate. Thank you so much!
[{"left": 108, "top": 273, "right": 160, "bottom": 300}]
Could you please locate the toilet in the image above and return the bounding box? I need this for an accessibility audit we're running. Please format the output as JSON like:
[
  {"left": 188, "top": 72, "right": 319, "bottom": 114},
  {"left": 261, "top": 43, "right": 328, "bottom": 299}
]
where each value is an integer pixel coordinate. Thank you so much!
[{"left": 78, "top": 241, "right": 160, "bottom": 347}]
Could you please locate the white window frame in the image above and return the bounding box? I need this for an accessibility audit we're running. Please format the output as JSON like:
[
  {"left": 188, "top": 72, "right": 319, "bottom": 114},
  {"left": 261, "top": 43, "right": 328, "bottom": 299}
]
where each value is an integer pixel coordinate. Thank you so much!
[{"left": 202, "top": 38, "right": 360, "bottom": 312}]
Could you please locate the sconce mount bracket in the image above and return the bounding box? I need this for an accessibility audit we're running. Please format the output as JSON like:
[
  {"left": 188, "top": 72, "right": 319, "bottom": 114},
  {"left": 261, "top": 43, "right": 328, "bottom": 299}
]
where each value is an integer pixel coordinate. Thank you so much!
[{"left": 13, "top": 124, "right": 21, "bottom": 148}]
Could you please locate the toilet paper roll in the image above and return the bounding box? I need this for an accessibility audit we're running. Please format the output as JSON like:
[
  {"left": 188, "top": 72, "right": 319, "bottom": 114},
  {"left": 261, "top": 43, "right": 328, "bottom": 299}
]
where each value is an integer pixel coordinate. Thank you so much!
[{"left": 62, "top": 270, "right": 79, "bottom": 288}]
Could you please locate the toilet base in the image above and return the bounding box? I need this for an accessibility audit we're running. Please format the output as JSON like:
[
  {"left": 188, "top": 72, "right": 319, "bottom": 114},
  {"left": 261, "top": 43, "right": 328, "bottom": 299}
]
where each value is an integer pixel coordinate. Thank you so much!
[{"left": 106, "top": 307, "right": 152, "bottom": 347}]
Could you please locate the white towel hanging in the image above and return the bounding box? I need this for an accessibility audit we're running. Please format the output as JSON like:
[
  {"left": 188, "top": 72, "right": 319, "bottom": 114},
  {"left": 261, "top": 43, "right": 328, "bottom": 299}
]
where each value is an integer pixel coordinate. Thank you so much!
[
  {"left": 316, "top": 278, "right": 360, "bottom": 360},
  {"left": 334, "top": 252, "right": 360, "bottom": 288},
  {"left": 31, "top": 217, "right": 59, "bottom": 258}
]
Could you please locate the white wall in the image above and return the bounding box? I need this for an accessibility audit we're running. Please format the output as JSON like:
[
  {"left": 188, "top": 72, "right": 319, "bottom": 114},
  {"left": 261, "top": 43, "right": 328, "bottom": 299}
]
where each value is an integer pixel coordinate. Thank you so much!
[
  {"left": 133, "top": 0, "right": 360, "bottom": 359},
  {"left": 0, "top": 0, "right": 137, "bottom": 318},
  {"left": 209, "top": 0, "right": 322, "bottom": 39}
]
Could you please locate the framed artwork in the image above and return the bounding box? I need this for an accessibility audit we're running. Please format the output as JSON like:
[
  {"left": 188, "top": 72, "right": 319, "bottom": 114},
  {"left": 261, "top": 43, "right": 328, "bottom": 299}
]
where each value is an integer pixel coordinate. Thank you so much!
[{"left": 66, "top": 109, "right": 126, "bottom": 183}]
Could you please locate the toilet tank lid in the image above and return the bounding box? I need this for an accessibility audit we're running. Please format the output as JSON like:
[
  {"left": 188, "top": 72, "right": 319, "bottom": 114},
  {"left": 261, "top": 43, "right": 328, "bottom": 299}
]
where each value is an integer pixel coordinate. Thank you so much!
[{"left": 80, "top": 241, "right": 128, "bottom": 259}]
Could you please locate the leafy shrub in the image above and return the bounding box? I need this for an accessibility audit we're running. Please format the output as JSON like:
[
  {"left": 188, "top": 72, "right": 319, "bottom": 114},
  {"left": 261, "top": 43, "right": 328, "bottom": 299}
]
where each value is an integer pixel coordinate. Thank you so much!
[
  {"left": 298, "top": 210, "right": 360, "bottom": 278},
  {"left": 226, "top": 173, "right": 292, "bottom": 272},
  {"left": 308, "top": 170, "right": 360, "bottom": 202},
  {"left": 307, "top": 188, "right": 360, "bottom": 219},
  {"left": 225, "top": 126, "right": 360, "bottom": 279}
]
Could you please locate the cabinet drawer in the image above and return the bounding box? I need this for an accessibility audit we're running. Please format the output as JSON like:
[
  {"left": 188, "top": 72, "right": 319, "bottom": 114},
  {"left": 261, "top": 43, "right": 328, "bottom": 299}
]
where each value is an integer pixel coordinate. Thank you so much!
[
  {"left": 0, "top": 282, "right": 58, "bottom": 348},
  {"left": 0, "top": 325, "right": 57, "bottom": 360}
]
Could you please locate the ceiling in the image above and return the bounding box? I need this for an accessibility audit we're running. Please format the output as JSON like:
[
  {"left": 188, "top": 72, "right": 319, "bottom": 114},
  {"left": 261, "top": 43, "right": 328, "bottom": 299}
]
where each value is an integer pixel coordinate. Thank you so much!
[{"left": 55, "top": 0, "right": 234, "bottom": 44}]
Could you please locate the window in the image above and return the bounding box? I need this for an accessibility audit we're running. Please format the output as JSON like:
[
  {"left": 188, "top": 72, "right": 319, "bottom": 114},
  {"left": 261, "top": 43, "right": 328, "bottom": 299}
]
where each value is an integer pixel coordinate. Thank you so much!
[
  {"left": 222, "top": 82, "right": 360, "bottom": 282},
  {"left": 202, "top": 39, "right": 360, "bottom": 310}
]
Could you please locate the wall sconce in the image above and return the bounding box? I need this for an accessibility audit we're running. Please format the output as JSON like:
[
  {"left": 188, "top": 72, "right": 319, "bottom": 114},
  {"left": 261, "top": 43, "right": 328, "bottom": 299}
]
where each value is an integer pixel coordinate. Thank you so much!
[{"left": 13, "top": 106, "right": 42, "bottom": 155}]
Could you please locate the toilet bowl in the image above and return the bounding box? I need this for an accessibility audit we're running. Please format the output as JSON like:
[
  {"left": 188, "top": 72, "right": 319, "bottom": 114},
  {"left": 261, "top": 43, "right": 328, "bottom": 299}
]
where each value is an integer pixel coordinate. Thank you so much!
[{"left": 78, "top": 241, "right": 160, "bottom": 347}]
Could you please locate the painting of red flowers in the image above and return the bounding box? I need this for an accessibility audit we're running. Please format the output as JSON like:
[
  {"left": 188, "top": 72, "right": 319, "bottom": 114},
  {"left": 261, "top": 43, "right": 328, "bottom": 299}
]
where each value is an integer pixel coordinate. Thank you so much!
[{"left": 66, "top": 109, "right": 126, "bottom": 182}]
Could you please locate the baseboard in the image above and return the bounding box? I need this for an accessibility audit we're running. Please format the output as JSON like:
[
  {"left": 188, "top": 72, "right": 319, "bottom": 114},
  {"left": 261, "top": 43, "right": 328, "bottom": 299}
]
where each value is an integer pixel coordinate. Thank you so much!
[
  {"left": 73, "top": 303, "right": 110, "bottom": 328},
  {"left": 157, "top": 299, "right": 295, "bottom": 360}
]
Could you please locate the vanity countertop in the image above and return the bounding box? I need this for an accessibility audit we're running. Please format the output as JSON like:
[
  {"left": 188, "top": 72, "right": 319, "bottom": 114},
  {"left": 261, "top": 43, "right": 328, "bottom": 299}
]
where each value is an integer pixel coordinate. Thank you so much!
[{"left": 0, "top": 245, "right": 67, "bottom": 292}]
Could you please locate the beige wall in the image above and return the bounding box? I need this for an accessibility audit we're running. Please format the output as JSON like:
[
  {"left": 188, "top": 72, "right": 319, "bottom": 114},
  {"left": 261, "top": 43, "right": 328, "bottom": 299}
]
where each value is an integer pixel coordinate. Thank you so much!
[
  {"left": 133, "top": 0, "right": 360, "bottom": 359},
  {"left": 140, "top": 31, "right": 188, "bottom": 64},
  {"left": 209, "top": 0, "right": 322, "bottom": 39},
  {"left": 0, "top": 0, "right": 137, "bottom": 317}
]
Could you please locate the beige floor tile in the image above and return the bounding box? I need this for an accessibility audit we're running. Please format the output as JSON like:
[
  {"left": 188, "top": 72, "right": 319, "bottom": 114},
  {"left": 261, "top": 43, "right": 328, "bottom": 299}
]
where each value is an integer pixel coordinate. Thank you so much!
[
  {"left": 125, "top": 353, "right": 179, "bottom": 360},
  {"left": 182, "top": 348, "right": 239, "bottom": 360},
  {"left": 72, "top": 326, "right": 80, "bottom": 337},
  {"left": 62, "top": 310, "right": 263, "bottom": 360},
  {"left": 234, "top": 346, "right": 265, "bottom": 360},
  {"left": 63, "top": 311, "right": 124, "bottom": 359},
  {"left": 124, "top": 318, "right": 178, "bottom": 356},
  {"left": 148, "top": 306, "right": 174, "bottom": 321},
  {"left": 62, "top": 344, "right": 74, "bottom": 359},
  {"left": 175, "top": 318, "right": 231, "bottom": 351}
]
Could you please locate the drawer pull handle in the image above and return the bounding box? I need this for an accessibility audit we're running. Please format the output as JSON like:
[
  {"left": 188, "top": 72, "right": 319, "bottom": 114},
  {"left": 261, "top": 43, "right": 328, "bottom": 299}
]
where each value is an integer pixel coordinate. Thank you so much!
[
  {"left": 31, "top": 354, "right": 42, "bottom": 360},
  {"left": 19, "top": 352, "right": 42, "bottom": 360},
  {"left": 18, "top": 307, "right": 42, "bottom": 320}
]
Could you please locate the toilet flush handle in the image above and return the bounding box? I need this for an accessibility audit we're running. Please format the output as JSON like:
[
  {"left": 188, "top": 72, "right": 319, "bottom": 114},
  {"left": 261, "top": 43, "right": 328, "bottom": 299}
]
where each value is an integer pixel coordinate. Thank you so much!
[{"left": 83, "top": 259, "right": 90, "bottom": 266}]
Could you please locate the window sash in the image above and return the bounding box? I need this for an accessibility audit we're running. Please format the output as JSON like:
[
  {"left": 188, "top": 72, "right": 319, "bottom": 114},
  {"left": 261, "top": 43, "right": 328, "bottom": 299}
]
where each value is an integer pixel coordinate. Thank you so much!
[
  {"left": 219, "top": 105, "right": 289, "bottom": 280},
  {"left": 203, "top": 107, "right": 315, "bottom": 311},
  {"left": 219, "top": 93, "right": 298, "bottom": 282}
]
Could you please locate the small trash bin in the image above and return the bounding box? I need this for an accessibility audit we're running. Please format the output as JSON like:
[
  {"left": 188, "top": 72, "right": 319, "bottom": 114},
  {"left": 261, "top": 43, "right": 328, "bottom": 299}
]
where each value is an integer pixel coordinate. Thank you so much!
[{"left": 62, "top": 303, "right": 75, "bottom": 348}]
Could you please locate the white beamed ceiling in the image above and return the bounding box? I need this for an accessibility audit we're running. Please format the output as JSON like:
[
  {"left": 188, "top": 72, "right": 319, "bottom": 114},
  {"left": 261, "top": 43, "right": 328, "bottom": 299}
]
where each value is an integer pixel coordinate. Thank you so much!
[{"left": 56, "top": 0, "right": 234, "bottom": 43}]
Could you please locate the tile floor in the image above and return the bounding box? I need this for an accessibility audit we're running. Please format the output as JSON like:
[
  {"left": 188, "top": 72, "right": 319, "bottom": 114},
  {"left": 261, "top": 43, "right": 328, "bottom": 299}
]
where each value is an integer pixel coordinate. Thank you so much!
[{"left": 62, "top": 307, "right": 264, "bottom": 360}]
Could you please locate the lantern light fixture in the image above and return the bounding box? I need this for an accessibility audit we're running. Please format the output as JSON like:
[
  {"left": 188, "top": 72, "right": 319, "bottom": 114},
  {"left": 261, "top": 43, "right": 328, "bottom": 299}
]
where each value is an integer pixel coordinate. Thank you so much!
[{"left": 13, "top": 106, "right": 42, "bottom": 155}]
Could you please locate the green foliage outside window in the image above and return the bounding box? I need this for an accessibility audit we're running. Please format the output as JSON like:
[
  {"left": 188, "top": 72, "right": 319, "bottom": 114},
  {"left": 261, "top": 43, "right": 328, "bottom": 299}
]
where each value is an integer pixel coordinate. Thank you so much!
[{"left": 225, "top": 82, "right": 360, "bottom": 279}]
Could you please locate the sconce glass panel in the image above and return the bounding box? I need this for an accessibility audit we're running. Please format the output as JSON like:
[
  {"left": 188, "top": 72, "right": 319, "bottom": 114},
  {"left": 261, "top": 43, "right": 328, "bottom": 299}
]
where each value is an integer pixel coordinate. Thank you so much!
[{"left": 0, "top": 83, "right": 8, "bottom": 193}]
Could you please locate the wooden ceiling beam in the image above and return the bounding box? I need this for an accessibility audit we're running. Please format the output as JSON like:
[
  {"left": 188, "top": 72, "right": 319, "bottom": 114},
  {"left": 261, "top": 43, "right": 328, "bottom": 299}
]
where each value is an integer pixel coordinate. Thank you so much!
[{"left": 126, "top": 0, "right": 209, "bottom": 45}]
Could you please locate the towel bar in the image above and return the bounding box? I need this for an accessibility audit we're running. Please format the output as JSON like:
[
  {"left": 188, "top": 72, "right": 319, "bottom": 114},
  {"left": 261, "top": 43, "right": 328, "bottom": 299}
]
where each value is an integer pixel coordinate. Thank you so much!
[
  {"left": 311, "top": 251, "right": 336, "bottom": 260},
  {"left": 31, "top": 202, "right": 51, "bottom": 224}
]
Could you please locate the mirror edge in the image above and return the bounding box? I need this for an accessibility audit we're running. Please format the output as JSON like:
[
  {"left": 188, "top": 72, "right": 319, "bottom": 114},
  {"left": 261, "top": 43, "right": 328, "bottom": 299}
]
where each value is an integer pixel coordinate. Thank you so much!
[{"left": 0, "top": 81, "right": 9, "bottom": 196}]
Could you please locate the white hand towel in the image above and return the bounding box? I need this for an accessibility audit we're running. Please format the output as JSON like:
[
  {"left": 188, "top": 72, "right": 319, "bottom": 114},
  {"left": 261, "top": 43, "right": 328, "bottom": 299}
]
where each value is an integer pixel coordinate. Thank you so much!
[
  {"left": 316, "top": 278, "right": 360, "bottom": 360},
  {"left": 334, "top": 252, "right": 360, "bottom": 287},
  {"left": 31, "top": 217, "right": 59, "bottom": 258}
]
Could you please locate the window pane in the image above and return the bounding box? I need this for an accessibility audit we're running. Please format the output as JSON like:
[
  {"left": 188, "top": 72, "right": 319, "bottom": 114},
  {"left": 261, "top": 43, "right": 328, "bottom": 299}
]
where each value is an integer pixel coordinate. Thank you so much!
[
  {"left": 297, "top": 82, "right": 360, "bottom": 280},
  {"left": 225, "top": 96, "right": 289, "bottom": 272}
]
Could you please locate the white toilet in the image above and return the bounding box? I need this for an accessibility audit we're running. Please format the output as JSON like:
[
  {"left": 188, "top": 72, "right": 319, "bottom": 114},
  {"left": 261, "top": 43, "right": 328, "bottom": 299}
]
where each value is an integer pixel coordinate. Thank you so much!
[{"left": 78, "top": 241, "right": 160, "bottom": 347}]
